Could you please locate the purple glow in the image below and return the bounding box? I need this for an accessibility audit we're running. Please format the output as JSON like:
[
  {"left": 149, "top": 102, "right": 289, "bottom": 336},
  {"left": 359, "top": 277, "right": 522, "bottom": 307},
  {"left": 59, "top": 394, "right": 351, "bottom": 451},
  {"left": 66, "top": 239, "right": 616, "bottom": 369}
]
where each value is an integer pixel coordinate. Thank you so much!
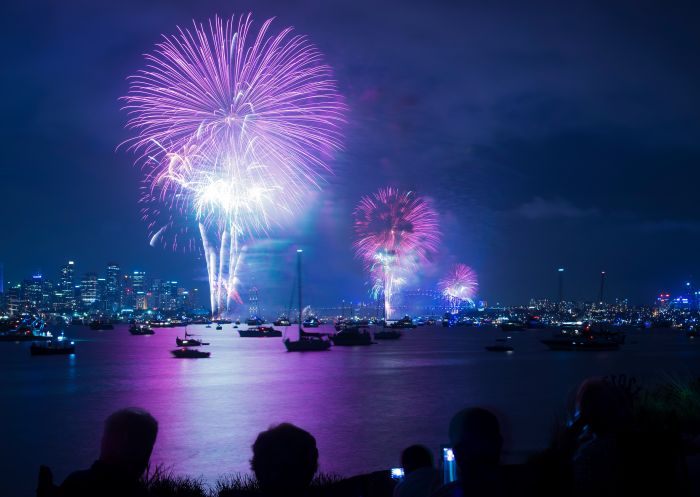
[
  {"left": 122, "top": 14, "right": 345, "bottom": 316},
  {"left": 439, "top": 263, "right": 478, "bottom": 302},
  {"left": 353, "top": 187, "right": 441, "bottom": 317}
]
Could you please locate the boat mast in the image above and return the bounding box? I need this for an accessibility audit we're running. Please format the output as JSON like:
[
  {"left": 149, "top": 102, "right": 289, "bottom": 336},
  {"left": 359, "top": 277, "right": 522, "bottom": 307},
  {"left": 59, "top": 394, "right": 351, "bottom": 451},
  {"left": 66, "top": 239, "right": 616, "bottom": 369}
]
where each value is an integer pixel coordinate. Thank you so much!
[{"left": 297, "top": 249, "right": 303, "bottom": 334}]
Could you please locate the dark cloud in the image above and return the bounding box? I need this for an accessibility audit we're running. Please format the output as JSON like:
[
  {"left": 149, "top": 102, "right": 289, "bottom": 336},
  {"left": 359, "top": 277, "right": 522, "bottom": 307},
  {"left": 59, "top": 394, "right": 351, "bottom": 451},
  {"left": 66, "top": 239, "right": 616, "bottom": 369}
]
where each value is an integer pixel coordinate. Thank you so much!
[{"left": 515, "top": 197, "right": 599, "bottom": 220}]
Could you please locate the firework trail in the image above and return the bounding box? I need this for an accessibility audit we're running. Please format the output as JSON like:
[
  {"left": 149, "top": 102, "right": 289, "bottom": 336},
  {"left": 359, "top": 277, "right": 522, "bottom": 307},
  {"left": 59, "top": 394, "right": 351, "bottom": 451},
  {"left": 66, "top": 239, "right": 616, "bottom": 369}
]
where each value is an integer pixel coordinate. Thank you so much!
[
  {"left": 122, "top": 14, "right": 345, "bottom": 316},
  {"left": 353, "top": 187, "right": 441, "bottom": 318},
  {"left": 439, "top": 263, "right": 478, "bottom": 309}
]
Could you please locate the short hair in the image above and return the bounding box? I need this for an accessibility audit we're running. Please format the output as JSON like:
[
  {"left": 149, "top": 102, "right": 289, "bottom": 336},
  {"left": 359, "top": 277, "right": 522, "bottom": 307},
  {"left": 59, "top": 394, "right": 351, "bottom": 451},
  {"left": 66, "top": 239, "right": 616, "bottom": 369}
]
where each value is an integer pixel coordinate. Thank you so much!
[
  {"left": 401, "top": 445, "right": 434, "bottom": 474},
  {"left": 101, "top": 408, "right": 158, "bottom": 463},
  {"left": 448, "top": 407, "right": 502, "bottom": 466},
  {"left": 251, "top": 423, "right": 318, "bottom": 494},
  {"left": 576, "top": 378, "right": 631, "bottom": 434}
]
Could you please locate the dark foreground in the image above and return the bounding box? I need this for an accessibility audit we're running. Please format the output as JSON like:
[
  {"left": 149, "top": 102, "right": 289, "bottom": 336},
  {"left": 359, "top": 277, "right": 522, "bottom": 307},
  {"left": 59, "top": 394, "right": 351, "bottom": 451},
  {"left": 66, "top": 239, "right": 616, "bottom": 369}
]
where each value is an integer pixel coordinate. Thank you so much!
[{"left": 3, "top": 324, "right": 700, "bottom": 496}]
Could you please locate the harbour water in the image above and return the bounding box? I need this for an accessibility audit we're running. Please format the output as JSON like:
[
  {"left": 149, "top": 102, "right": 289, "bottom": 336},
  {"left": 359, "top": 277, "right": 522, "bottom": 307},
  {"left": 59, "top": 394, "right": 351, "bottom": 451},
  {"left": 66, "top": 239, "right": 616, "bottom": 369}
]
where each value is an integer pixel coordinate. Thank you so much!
[{"left": 2, "top": 324, "right": 700, "bottom": 496}]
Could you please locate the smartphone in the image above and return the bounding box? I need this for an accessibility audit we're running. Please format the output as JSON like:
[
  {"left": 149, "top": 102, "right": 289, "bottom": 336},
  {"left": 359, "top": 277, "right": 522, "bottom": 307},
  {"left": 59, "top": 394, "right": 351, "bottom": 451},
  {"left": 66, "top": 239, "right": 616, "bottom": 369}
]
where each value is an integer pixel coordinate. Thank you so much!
[
  {"left": 441, "top": 446, "right": 457, "bottom": 484},
  {"left": 390, "top": 467, "right": 405, "bottom": 480}
]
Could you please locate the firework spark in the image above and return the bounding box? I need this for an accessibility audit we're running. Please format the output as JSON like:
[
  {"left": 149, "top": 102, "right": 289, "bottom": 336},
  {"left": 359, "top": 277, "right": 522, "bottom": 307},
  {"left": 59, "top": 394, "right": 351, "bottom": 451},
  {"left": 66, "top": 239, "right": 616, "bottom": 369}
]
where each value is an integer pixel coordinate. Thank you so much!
[
  {"left": 122, "top": 14, "right": 345, "bottom": 316},
  {"left": 353, "top": 187, "right": 441, "bottom": 318},
  {"left": 439, "top": 263, "right": 478, "bottom": 305}
]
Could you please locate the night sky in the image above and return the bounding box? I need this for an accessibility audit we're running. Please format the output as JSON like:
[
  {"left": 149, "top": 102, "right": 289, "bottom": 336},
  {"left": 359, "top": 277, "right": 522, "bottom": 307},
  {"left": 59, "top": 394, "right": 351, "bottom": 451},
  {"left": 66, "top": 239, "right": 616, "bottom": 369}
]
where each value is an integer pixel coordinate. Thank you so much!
[{"left": 2, "top": 0, "right": 700, "bottom": 307}]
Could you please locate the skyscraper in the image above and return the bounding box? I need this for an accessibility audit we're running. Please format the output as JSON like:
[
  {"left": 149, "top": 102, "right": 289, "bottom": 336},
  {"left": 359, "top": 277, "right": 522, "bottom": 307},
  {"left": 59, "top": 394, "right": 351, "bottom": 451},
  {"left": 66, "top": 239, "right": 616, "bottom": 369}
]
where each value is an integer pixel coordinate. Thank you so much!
[
  {"left": 59, "top": 261, "right": 75, "bottom": 310},
  {"left": 81, "top": 272, "right": 98, "bottom": 307},
  {"left": 105, "top": 262, "right": 121, "bottom": 312}
]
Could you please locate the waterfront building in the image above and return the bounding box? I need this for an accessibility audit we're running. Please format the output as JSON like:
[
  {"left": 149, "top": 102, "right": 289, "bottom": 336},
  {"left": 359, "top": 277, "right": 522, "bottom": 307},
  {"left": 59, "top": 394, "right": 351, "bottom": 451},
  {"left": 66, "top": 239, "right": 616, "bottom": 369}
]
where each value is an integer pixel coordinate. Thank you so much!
[{"left": 58, "top": 261, "right": 75, "bottom": 310}]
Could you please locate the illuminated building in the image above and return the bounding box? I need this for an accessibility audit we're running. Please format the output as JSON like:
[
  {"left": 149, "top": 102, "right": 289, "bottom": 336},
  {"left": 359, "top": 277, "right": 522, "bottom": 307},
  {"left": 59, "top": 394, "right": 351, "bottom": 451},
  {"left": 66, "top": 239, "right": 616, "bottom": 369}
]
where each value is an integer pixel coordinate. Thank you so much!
[
  {"left": 59, "top": 261, "right": 75, "bottom": 309},
  {"left": 105, "top": 263, "right": 121, "bottom": 312},
  {"left": 23, "top": 273, "right": 44, "bottom": 309},
  {"left": 81, "top": 272, "right": 98, "bottom": 306}
]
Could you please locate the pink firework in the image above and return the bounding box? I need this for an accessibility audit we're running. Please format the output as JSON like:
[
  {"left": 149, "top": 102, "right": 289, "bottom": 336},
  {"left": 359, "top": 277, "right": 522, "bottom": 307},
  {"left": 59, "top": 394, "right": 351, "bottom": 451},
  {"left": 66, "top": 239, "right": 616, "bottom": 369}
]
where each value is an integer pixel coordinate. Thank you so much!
[
  {"left": 353, "top": 187, "right": 441, "bottom": 266},
  {"left": 353, "top": 187, "right": 441, "bottom": 318},
  {"left": 439, "top": 264, "right": 478, "bottom": 301},
  {"left": 121, "top": 14, "right": 345, "bottom": 316}
]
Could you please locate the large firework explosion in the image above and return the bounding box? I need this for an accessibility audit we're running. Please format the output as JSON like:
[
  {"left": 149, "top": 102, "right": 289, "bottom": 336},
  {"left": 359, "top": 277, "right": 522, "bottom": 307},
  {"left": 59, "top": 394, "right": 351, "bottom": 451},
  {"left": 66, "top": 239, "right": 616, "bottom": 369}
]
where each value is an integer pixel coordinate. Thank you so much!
[
  {"left": 122, "top": 14, "right": 344, "bottom": 316},
  {"left": 439, "top": 263, "right": 478, "bottom": 309},
  {"left": 353, "top": 187, "right": 441, "bottom": 319}
]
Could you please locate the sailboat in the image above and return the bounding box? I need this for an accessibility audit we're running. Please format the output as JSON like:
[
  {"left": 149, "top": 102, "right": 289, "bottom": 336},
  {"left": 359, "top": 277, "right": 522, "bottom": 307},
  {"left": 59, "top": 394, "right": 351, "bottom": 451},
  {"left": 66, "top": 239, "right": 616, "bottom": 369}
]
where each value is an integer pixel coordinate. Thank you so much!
[{"left": 284, "top": 249, "right": 331, "bottom": 352}]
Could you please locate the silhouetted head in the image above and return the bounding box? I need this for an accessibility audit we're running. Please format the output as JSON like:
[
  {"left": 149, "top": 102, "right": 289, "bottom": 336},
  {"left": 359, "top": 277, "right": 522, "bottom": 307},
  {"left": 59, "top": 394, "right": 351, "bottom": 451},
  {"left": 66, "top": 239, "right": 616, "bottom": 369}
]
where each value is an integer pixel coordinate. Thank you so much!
[
  {"left": 449, "top": 407, "right": 502, "bottom": 468},
  {"left": 99, "top": 408, "right": 158, "bottom": 478},
  {"left": 576, "top": 378, "right": 631, "bottom": 435},
  {"left": 251, "top": 423, "right": 318, "bottom": 495},
  {"left": 401, "top": 445, "right": 434, "bottom": 474}
]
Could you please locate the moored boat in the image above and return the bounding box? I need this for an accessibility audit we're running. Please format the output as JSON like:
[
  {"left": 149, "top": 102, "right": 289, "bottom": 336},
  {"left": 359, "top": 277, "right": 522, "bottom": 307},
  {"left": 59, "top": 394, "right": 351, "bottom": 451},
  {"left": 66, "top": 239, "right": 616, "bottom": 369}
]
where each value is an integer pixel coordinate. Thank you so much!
[
  {"left": 171, "top": 348, "right": 210, "bottom": 358},
  {"left": 331, "top": 326, "right": 373, "bottom": 346},
  {"left": 374, "top": 329, "right": 402, "bottom": 340},
  {"left": 31, "top": 336, "right": 75, "bottom": 356},
  {"left": 239, "top": 326, "right": 283, "bottom": 337},
  {"left": 129, "top": 324, "right": 154, "bottom": 335}
]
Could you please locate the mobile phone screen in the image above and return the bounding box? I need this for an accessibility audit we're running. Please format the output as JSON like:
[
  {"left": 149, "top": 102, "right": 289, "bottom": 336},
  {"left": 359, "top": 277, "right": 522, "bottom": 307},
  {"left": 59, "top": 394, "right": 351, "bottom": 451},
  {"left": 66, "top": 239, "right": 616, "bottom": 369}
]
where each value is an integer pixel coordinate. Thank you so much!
[
  {"left": 442, "top": 447, "right": 457, "bottom": 483},
  {"left": 391, "top": 467, "right": 405, "bottom": 479}
]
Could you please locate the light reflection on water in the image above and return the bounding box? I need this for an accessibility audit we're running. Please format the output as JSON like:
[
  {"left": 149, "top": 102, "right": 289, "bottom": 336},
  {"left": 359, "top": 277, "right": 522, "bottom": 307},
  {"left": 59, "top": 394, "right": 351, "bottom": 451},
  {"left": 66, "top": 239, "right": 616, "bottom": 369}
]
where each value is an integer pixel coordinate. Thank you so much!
[{"left": 1, "top": 324, "right": 699, "bottom": 496}]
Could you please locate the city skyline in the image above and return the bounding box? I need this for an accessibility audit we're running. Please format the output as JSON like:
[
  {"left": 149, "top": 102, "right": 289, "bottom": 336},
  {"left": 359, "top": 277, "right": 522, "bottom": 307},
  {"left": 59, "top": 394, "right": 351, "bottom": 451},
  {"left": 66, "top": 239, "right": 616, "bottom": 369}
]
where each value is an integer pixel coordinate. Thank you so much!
[{"left": 3, "top": 0, "right": 700, "bottom": 306}]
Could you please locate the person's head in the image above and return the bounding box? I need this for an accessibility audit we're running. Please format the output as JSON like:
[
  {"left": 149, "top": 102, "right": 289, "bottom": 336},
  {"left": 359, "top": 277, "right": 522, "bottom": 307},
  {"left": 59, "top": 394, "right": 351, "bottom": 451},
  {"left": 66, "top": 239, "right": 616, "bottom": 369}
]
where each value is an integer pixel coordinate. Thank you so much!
[
  {"left": 448, "top": 407, "right": 502, "bottom": 469},
  {"left": 251, "top": 423, "right": 318, "bottom": 495},
  {"left": 575, "top": 378, "right": 631, "bottom": 435},
  {"left": 401, "top": 445, "right": 434, "bottom": 474},
  {"left": 99, "top": 408, "right": 158, "bottom": 478}
]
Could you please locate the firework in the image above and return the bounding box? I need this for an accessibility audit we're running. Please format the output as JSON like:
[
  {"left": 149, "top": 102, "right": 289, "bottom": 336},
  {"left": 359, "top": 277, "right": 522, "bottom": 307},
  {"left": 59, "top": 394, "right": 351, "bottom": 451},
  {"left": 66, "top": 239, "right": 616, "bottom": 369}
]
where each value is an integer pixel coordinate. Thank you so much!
[
  {"left": 353, "top": 187, "right": 441, "bottom": 318},
  {"left": 122, "top": 14, "right": 345, "bottom": 316},
  {"left": 439, "top": 264, "right": 478, "bottom": 306}
]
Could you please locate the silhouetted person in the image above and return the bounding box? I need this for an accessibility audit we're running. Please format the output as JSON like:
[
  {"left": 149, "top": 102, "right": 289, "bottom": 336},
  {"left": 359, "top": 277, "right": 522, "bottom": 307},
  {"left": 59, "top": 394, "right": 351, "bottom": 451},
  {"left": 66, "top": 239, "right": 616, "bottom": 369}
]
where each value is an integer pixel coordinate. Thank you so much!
[
  {"left": 394, "top": 445, "right": 440, "bottom": 497},
  {"left": 251, "top": 423, "right": 318, "bottom": 496},
  {"left": 56, "top": 407, "right": 158, "bottom": 497},
  {"left": 432, "top": 407, "right": 505, "bottom": 497},
  {"left": 569, "top": 378, "right": 631, "bottom": 497}
]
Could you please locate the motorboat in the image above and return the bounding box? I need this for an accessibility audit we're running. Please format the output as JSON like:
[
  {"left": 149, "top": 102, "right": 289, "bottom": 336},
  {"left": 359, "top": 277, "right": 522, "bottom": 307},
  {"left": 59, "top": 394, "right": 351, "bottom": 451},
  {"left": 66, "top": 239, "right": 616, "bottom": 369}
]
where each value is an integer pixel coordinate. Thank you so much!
[
  {"left": 542, "top": 323, "right": 624, "bottom": 351},
  {"left": 175, "top": 332, "right": 209, "bottom": 347},
  {"left": 171, "top": 348, "right": 210, "bottom": 358},
  {"left": 129, "top": 324, "right": 154, "bottom": 335},
  {"left": 485, "top": 345, "right": 514, "bottom": 352},
  {"left": 31, "top": 336, "right": 75, "bottom": 356},
  {"left": 239, "top": 326, "right": 282, "bottom": 337},
  {"left": 331, "top": 326, "right": 373, "bottom": 346},
  {"left": 500, "top": 321, "right": 526, "bottom": 332},
  {"left": 374, "top": 329, "right": 402, "bottom": 340}
]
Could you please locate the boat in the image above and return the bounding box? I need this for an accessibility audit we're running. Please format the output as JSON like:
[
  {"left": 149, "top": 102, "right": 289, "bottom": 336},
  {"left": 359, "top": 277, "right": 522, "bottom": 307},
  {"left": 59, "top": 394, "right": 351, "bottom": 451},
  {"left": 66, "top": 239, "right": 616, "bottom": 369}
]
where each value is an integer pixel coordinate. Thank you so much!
[
  {"left": 89, "top": 320, "right": 114, "bottom": 330},
  {"left": 302, "top": 318, "right": 320, "bottom": 328},
  {"left": 239, "top": 326, "right": 283, "bottom": 337},
  {"left": 0, "top": 318, "right": 53, "bottom": 342},
  {"left": 215, "top": 324, "right": 223, "bottom": 330},
  {"left": 214, "top": 318, "right": 232, "bottom": 324},
  {"left": 175, "top": 332, "right": 209, "bottom": 347},
  {"left": 206, "top": 324, "right": 212, "bottom": 328},
  {"left": 274, "top": 317, "right": 291, "bottom": 327},
  {"left": 485, "top": 345, "right": 514, "bottom": 352},
  {"left": 500, "top": 321, "right": 526, "bottom": 331},
  {"left": 31, "top": 334, "right": 75, "bottom": 356},
  {"left": 389, "top": 316, "right": 416, "bottom": 329},
  {"left": 284, "top": 249, "right": 331, "bottom": 352},
  {"left": 171, "top": 348, "right": 210, "bottom": 358},
  {"left": 374, "top": 329, "right": 402, "bottom": 340},
  {"left": 246, "top": 317, "right": 265, "bottom": 326},
  {"left": 542, "top": 323, "right": 624, "bottom": 351},
  {"left": 129, "top": 324, "right": 154, "bottom": 335},
  {"left": 331, "top": 326, "right": 373, "bottom": 346}
]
